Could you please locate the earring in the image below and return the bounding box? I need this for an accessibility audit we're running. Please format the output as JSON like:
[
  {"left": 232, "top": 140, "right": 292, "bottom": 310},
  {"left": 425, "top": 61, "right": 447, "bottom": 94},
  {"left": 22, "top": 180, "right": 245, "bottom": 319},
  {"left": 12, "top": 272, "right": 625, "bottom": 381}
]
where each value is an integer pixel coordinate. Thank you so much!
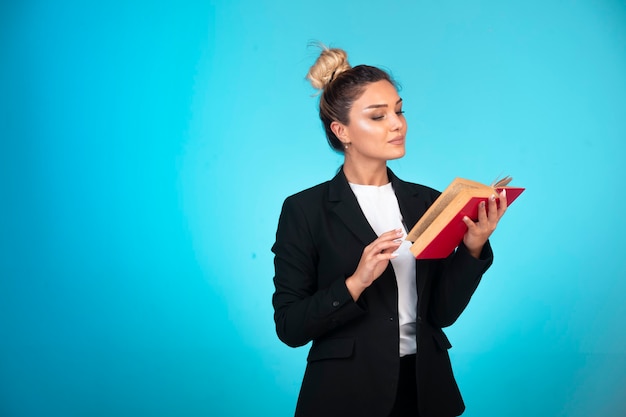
[{"left": 344, "top": 142, "right": 350, "bottom": 150}]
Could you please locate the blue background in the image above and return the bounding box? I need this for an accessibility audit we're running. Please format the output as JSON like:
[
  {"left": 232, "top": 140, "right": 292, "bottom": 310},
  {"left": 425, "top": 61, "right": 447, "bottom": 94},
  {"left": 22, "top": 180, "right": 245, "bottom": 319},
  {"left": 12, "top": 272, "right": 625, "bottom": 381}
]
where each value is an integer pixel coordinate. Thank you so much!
[{"left": 2, "top": 1, "right": 625, "bottom": 416}]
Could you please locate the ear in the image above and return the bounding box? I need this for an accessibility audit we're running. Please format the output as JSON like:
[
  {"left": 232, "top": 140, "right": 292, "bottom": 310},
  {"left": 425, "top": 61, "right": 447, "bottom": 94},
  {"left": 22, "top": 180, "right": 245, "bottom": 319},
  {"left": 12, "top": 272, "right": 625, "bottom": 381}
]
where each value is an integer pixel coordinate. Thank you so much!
[{"left": 330, "top": 121, "right": 349, "bottom": 144}]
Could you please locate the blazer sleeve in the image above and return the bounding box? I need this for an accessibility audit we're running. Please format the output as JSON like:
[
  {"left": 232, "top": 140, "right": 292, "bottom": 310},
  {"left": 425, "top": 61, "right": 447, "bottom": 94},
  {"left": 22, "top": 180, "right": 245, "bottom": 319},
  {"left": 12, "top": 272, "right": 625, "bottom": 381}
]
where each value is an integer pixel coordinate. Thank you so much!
[
  {"left": 272, "top": 195, "right": 365, "bottom": 348},
  {"left": 427, "top": 241, "right": 493, "bottom": 328}
]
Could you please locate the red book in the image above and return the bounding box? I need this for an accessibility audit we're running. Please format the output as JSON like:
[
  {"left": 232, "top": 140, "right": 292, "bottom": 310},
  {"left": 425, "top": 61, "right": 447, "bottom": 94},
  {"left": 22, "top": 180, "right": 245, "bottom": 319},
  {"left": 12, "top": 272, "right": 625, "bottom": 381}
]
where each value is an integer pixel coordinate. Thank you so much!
[{"left": 406, "top": 177, "right": 525, "bottom": 259}]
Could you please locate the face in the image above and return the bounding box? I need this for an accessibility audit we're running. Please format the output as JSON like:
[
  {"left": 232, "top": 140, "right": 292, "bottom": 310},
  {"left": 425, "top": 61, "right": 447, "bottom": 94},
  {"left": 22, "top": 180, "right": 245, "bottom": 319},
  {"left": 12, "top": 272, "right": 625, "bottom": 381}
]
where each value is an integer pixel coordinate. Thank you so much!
[{"left": 332, "top": 80, "right": 407, "bottom": 163}]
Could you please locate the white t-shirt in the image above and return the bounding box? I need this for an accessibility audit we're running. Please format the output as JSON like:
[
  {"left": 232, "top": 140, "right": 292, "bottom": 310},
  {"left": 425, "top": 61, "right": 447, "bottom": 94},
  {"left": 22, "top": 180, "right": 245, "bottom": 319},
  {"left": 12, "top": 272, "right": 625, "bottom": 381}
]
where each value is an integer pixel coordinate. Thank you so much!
[{"left": 349, "top": 182, "right": 417, "bottom": 357}]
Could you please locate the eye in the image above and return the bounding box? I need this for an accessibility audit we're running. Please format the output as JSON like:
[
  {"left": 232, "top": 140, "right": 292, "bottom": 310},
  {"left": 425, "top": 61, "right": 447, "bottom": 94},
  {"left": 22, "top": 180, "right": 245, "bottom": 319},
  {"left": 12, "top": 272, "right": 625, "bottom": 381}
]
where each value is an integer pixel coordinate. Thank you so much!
[
  {"left": 371, "top": 115, "right": 385, "bottom": 121},
  {"left": 396, "top": 110, "right": 405, "bottom": 116}
]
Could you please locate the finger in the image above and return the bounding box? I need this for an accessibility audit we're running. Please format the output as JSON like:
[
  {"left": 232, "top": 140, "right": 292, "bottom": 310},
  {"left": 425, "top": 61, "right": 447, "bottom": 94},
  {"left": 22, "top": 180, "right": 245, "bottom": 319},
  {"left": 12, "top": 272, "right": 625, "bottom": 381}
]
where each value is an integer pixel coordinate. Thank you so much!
[
  {"left": 476, "top": 200, "right": 488, "bottom": 225},
  {"left": 375, "top": 240, "right": 403, "bottom": 254},
  {"left": 375, "top": 250, "right": 399, "bottom": 260},
  {"left": 380, "top": 228, "right": 404, "bottom": 240},
  {"left": 498, "top": 189, "right": 508, "bottom": 217},
  {"left": 369, "top": 229, "right": 401, "bottom": 244},
  {"left": 364, "top": 236, "right": 401, "bottom": 256},
  {"left": 367, "top": 229, "right": 404, "bottom": 250},
  {"left": 368, "top": 229, "right": 403, "bottom": 247},
  {"left": 487, "top": 194, "right": 498, "bottom": 222}
]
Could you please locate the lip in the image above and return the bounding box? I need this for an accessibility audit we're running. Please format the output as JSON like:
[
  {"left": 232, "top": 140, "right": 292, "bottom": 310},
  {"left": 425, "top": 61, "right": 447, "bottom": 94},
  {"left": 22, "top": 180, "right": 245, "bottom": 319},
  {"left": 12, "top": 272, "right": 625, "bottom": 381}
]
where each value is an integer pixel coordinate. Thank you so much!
[{"left": 388, "top": 135, "right": 405, "bottom": 145}]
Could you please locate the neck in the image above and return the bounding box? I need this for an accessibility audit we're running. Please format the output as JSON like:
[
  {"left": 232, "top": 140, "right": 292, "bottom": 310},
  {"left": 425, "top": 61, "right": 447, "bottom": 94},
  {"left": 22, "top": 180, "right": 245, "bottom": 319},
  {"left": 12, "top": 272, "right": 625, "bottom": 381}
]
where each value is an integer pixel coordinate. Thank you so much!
[{"left": 342, "top": 159, "right": 389, "bottom": 186}]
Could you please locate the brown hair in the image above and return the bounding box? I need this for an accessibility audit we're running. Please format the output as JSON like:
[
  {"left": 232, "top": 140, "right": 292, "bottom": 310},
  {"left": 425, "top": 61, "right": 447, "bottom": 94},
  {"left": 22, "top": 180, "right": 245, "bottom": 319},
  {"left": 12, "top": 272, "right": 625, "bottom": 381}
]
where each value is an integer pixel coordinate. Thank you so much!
[{"left": 306, "top": 45, "right": 397, "bottom": 152}]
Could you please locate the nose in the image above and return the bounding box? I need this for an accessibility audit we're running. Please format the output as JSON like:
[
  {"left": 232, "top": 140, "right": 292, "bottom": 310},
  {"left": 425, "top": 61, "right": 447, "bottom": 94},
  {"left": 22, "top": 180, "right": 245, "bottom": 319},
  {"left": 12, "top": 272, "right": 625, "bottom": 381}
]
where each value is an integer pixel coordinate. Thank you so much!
[{"left": 390, "top": 112, "right": 404, "bottom": 131}]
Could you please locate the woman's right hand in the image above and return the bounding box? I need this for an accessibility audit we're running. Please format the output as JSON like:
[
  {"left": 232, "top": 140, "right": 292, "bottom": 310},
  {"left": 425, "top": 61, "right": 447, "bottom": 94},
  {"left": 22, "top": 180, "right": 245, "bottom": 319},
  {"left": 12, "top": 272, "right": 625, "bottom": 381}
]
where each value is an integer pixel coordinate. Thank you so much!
[{"left": 345, "top": 228, "right": 404, "bottom": 301}]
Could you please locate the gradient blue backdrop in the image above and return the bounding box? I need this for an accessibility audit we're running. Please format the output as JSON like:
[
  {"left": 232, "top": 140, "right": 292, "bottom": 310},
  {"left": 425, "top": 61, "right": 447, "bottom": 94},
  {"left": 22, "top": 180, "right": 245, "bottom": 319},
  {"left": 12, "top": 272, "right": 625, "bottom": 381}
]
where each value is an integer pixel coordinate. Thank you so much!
[{"left": 2, "top": 1, "right": 625, "bottom": 416}]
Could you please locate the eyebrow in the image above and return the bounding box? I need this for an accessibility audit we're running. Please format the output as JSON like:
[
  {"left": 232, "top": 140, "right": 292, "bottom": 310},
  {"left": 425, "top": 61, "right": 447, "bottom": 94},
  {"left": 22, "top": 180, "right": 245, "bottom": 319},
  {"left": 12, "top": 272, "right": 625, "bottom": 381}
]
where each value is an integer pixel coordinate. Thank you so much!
[{"left": 363, "top": 98, "right": 403, "bottom": 110}]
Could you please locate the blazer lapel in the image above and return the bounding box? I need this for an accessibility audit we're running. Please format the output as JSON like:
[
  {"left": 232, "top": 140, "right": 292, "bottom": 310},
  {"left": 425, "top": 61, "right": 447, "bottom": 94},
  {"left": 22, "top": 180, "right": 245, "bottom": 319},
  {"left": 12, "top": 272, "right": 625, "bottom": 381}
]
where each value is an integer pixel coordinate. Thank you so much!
[
  {"left": 328, "top": 168, "right": 378, "bottom": 246},
  {"left": 388, "top": 169, "right": 429, "bottom": 230}
]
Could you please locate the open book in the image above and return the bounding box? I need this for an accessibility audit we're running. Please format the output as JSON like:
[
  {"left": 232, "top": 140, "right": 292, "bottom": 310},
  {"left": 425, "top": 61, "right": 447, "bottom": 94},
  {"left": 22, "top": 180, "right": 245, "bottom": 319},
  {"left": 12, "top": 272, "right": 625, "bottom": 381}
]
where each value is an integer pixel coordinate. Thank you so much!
[{"left": 406, "top": 176, "right": 525, "bottom": 259}]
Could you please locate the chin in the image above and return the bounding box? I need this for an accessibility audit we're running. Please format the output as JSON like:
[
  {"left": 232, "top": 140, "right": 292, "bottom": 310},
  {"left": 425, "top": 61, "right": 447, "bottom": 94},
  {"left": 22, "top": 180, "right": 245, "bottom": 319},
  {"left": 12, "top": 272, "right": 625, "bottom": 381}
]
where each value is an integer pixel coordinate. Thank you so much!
[{"left": 387, "top": 149, "right": 406, "bottom": 160}]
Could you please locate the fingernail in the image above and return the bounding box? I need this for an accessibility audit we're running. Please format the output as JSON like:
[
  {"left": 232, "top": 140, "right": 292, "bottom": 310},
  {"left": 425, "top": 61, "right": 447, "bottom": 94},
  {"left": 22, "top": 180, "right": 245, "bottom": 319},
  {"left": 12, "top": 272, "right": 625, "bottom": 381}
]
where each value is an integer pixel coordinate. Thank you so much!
[
  {"left": 391, "top": 253, "right": 399, "bottom": 258},
  {"left": 490, "top": 194, "right": 496, "bottom": 201},
  {"left": 501, "top": 189, "right": 507, "bottom": 197}
]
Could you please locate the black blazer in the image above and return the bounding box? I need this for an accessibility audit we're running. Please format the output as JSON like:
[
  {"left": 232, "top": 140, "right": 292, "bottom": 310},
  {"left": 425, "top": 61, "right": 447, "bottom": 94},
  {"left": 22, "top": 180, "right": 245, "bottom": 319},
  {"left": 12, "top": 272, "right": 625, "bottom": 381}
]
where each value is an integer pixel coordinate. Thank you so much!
[{"left": 272, "top": 168, "right": 493, "bottom": 417}]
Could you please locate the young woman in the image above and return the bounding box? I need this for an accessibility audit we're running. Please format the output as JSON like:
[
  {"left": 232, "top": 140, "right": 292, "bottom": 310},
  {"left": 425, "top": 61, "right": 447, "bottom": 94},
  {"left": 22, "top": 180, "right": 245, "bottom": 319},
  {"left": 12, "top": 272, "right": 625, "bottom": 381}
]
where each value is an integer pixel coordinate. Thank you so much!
[{"left": 271, "top": 45, "right": 507, "bottom": 417}]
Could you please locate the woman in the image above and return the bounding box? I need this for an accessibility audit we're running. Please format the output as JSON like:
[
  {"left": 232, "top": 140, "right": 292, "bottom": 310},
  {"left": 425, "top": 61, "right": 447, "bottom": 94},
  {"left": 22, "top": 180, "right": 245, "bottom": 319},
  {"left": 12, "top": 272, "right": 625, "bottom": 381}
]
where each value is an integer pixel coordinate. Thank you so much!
[{"left": 271, "top": 45, "right": 507, "bottom": 417}]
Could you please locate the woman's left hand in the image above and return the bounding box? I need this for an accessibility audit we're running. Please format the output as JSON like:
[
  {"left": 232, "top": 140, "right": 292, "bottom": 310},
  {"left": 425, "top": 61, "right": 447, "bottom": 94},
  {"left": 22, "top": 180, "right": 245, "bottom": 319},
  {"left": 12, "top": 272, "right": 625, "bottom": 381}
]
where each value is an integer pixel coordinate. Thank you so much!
[{"left": 462, "top": 189, "right": 508, "bottom": 258}]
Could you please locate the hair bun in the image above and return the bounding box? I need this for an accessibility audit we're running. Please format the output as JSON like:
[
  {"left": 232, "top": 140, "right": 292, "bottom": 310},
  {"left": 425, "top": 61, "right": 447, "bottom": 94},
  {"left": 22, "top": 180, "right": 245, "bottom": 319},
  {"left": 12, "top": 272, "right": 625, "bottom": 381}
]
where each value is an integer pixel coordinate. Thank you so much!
[{"left": 306, "top": 44, "right": 351, "bottom": 91}]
